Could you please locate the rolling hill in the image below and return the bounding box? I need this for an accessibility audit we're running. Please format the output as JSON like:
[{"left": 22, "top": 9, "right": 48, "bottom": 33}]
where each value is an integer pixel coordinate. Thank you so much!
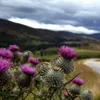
[
  {"left": 89, "top": 33, "right": 100, "bottom": 39},
  {"left": 0, "top": 18, "right": 99, "bottom": 50}
]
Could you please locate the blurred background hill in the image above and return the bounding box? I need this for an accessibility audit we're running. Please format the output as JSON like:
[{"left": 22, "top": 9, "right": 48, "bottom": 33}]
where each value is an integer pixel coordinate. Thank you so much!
[{"left": 0, "top": 18, "right": 100, "bottom": 51}]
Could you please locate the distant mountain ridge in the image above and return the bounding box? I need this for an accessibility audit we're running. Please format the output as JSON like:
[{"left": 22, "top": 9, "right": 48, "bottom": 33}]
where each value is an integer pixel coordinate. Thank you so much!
[
  {"left": 0, "top": 18, "right": 99, "bottom": 50},
  {"left": 89, "top": 33, "right": 100, "bottom": 39}
]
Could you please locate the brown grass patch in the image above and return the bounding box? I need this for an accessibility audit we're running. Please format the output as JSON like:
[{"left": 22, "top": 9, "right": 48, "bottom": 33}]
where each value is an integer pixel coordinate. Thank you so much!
[
  {"left": 96, "top": 60, "right": 100, "bottom": 62},
  {"left": 72, "top": 60, "right": 100, "bottom": 100}
]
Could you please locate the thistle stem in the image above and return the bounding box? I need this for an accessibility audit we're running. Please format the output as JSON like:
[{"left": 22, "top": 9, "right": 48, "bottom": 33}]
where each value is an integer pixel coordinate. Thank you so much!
[
  {"left": 64, "top": 72, "right": 80, "bottom": 87},
  {"left": 23, "top": 87, "right": 34, "bottom": 100},
  {"left": 49, "top": 88, "right": 57, "bottom": 100}
]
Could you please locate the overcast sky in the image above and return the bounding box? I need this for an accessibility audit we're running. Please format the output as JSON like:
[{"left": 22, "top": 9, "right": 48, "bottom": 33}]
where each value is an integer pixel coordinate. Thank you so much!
[{"left": 0, "top": 0, "right": 100, "bottom": 34}]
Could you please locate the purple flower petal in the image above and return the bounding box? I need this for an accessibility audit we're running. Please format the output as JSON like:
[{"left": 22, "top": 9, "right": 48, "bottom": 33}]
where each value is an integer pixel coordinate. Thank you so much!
[
  {"left": 8, "top": 45, "right": 19, "bottom": 52},
  {"left": 17, "top": 51, "right": 23, "bottom": 55},
  {"left": 20, "top": 64, "right": 36, "bottom": 75},
  {"left": 0, "top": 48, "right": 13, "bottom": 59},
  {"left": 72, "top": 77, "right": 84, "bottom": 85},
  {"left": 0, "top": 58, "right": 12, "bottom": 72},
  {"left": 58, "top": 45, "right": 77, "bottom": 59},
  {"left": 63, "top": 92, "right": 69, "bottom": 97},
  {"left": 28, "top": 56, "right": 40, "bottom": 65}
]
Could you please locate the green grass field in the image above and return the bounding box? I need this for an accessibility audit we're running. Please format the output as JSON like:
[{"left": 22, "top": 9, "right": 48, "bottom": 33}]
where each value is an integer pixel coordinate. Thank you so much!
[{"left": 33, "top": 47, "right": 100, "bottom": 61}]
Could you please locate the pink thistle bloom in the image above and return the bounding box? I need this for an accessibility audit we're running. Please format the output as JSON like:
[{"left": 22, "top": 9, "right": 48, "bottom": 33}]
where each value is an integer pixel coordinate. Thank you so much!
[
  {"left": 63, "top": 92, "right": 69, "bottom": 97},
  {"left": 8, "top": 45, "right": 19, "bottom": 52},
  {"left": 0, "top": 48, "right": 13, "bottom": 59},
  {"left": 72, "top": 77, "right": 84, "bottom": 85},
  {"left": 0, "top": 58, "right": 12, "bottom": 72},
  {"left": 17, "top": 51, "right": 23, "bottom": 55},
  {"left": 58, "top": 45, "right": 77, "bottom": 59},
  {"left": 28, "top": 56, "right": 40, "bottom": 65},
  {"left": 20, "top": 64, "right": 36, "bottom": 75}
]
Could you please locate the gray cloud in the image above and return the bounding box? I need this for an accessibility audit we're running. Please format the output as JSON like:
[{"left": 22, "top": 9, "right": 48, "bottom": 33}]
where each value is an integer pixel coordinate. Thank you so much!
[{"left": 0, "top": 0, "right": 100, "bottom": 33}]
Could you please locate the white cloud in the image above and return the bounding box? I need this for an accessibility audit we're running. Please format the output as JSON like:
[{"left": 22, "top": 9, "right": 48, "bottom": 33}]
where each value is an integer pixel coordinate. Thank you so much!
[
  {"left": 1, "top": 0, "right": 100, "bottom": 31},
  {"left": 8, "top": 17, "right": 99, "bottom": 34}
]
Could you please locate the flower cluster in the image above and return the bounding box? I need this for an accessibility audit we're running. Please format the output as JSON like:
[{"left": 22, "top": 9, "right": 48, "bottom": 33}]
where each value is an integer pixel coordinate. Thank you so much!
[{"left": 0, "top": 44, "right": 93, "bottom": 100}]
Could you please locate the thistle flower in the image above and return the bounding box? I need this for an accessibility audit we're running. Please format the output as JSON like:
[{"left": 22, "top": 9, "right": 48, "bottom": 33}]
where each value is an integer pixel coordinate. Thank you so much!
[
  {"left": 58, "top": 45, "right": 77, "bottom": 59},
  {"left": 15, "top": 51, "right": 23, "bottom": 59},
  {"left": 0, "top": 58, "right": 12, "bottom": 72},
  {"left": 0, "top": 48, "right": 13, "bottom": 59},
  {"left": 20, "top": 64, "right": 36, "bottom": 76},
  {"left": 8, "top": 44, "right": 19, "bottom": 52},
  {"left": 80, "top": 90, "right": 93, "bottom": 100},
  {"left": 14, "top": 68, "right": 22, "bottom": 79},
  {"left": 28, "top": 56, "right": 40, "bottom": 65},
  {"left": 13, "top": 51, "right": 23, "bottom": 63},
  {"left": 69, "top": 84, "right": 81, "bottom": 95},
  {"left": 16, "top": 73, "right": 31, "bottom": 88},
  {"left": 0, "top": 70, "right": 12, "bottom": 85},
  {"left": 44, "top": 69, "right": 63, "bottom": 88},
  {"left": 17, "top": 51, "right": 23, "bottom": 55},
  {"left": 63, "top": 92, "right": 69, "bottom": 97},
  {"left": 20, "top": 51, "right": 33, "bottom": 64},
  {"left": 51, "top": 56, "right": 74, "bottom": 74},
  {"left": 72, "top": 77, "right": 84, "bottom": 85},
  {"left": 10, "top": 88, "right": 20, "bottom": 97},
  {"left": 37, "top": 62, "right": 51, "bottom": 76}
]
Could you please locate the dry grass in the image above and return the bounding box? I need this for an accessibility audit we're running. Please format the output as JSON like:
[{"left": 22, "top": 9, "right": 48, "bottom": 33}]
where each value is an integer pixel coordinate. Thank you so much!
[
  {"left": 95, "top": 60, "right": 100, "bottom": 62},
  {"left": 72, "top": 60, "right": 100, "bottom": 100}
]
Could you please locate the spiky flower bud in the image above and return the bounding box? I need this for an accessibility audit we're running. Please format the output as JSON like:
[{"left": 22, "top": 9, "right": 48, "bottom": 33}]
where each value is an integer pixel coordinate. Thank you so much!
[
  {"left": 14, "top": 68, "right": 22, "bottom": 79},
  {"left": 10, "top": 88, "right": 20, "bottom": 97},
  {"left": 69, "top": 84, "right": 81, "bottom": 95},
  {"left": 20, "top": 51, "right": 33, "bottom": 64},
  {"left": 80, "top": 90, "right": 93, "bottom": 100},
  {"left": 37, "top": 62, "right": 51, "bottom": 76},
  {"left": 33, "top": 75, "right": 41, "bottom": 88},
  {"left": 0, "top": 70, "right": 12, "bottom": 85},
  {"left": 13, "top": 51, "right": 23, "bottom": 62},
  {"left": 72, "top": 77, "right": 84, "bottom": 85},
  {"left": 16, "top": 73, "right": 31, "bottom": 88},
  {"left": 51, "top": 56, "right": 74, "bottom": 74},
  {"left": 44, "top": 69, "right": 63, "bottom": 88},
  {"left": 63, "top": 92, "right": 69, "bottom": 97}
]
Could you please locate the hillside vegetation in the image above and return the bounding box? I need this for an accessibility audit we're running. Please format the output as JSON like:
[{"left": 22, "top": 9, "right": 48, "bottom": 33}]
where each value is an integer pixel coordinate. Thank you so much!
[{"left": 0, "top": 19, "right": 100, "bottom": 51}]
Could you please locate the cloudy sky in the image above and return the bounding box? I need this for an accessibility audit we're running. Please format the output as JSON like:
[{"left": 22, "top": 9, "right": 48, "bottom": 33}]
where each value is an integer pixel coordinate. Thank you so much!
[{"left": 0, "top": 0, "right": 100, "bottom": 34}]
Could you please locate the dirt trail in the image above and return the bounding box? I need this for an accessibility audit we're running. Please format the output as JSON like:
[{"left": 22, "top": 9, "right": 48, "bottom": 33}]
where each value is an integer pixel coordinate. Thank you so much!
[{"left": 84, "top": 58, "right": 100, "bottom": 73}]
